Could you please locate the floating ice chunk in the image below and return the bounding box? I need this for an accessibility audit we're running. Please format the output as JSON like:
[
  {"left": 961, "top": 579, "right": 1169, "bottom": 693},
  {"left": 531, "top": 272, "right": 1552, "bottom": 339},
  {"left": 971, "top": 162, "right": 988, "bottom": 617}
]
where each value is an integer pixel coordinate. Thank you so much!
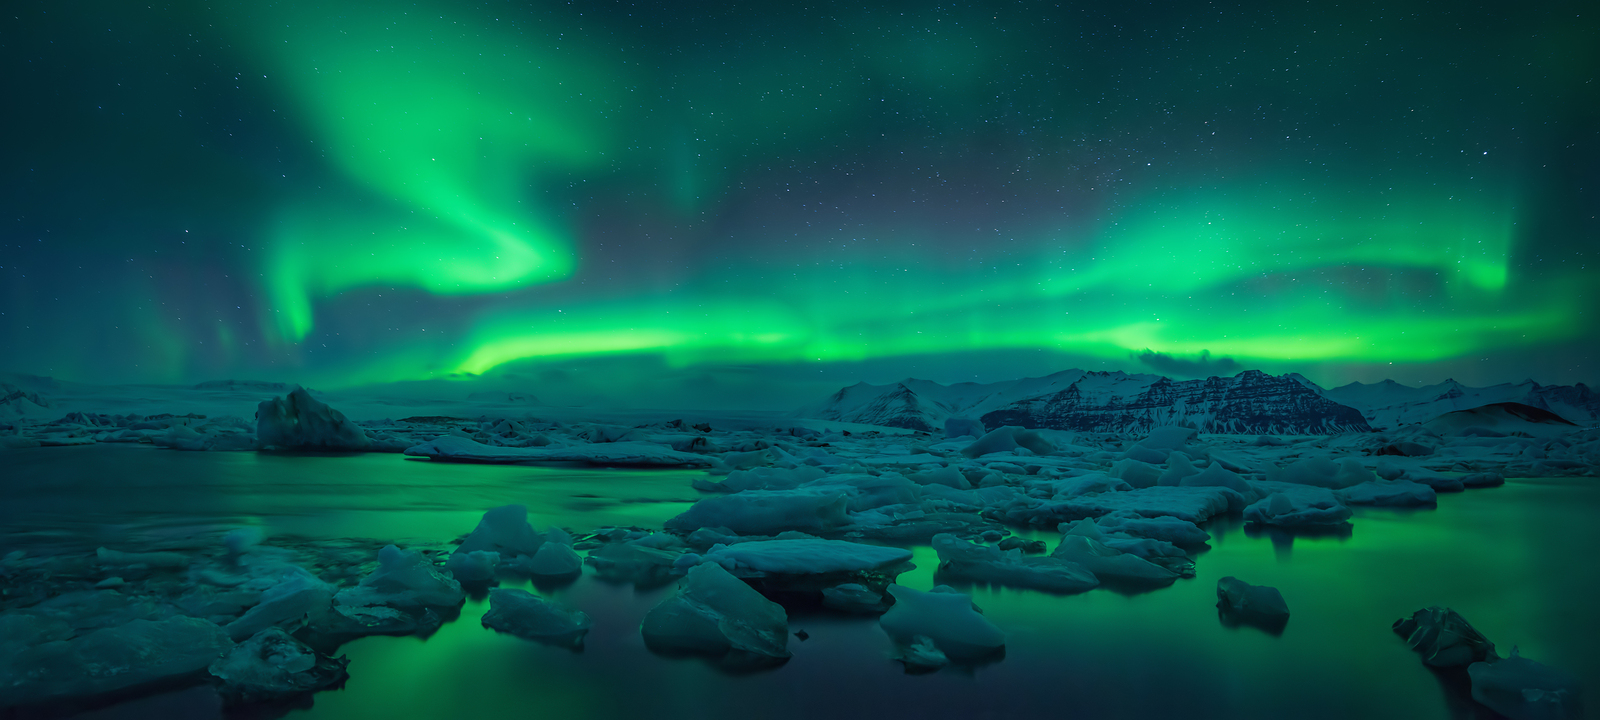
[
  {"left": 705, "top": 539, "right": 911, "bottom": 576},
  {"left": 1053, "top": 522, "right": 1179, "bottom": 585},
  {"left": 879, "top": 584, "right": 1004, "bottom": 662},
  {"left": 1244, "top": 488, "right": 1352, "bottom": 528},
  {"left": 1024, "top": 472, "right": 1130, "bottom": 499},
  {"left": 821, "top": 583, "right": 889, "bottom": 614},
  {"left": 445, "top": 551, "right": 500, "bottom": 583},
  {"left": 1393, "top": 606, "right": 1498, "bottom": 667},
  {"left": 665, "top": 489, "right": 850, "bottom": 535},
  {"left": 693, "top": 465, "right": 826, "bottom": 493},
  {"left": 1404, "top": 469, "right": 1465, "bottom": 492},
  {"left": 1178, "top": 462, "right": 1254, "bottom": 495},
  {"left": 1029, "top": 486, "right": 1248, "bottom": 525},
  {"left": 1267, "top": 457, "right": 1369, "bottom": 489},
  {"left": 510, "top": 543, "right": 583, "bottom": 577},
  {"left": 932, "top": 534, "right": 1098, "bottom": 593},
  {"left": 1388, "top": 608, "right": 1497, "bottom": 668},
  {"left": 1095, "top": 512, "right": 1211, "bottom": 546},
  {"left": 1110, "top": 458, "right": 1162, "bottom": 489},
  {"left": 945, "top": 417, "right": 986, "bottom": 439},
  {"left": 1375, "top": 458, "right": 1406, "bottom": 480},
  {"left": 96, "top": 547, "right": 190, "bottom": 569},
  {"left": 481, "top": 588, "right": 592, "bottom": 648},
  {"left": 335, "top": 545, "right": 464, "bottom": 609},
  {"left": 962, "top": 426, "right": 1053, "bottom": 458},
  {"left": 405, "top": 436, "right": 713, "bottom": 467},
  {"left": 585, "top": 543, "right": 685, "bottom": 586},
  {"left": 1336, "top": 480, "right": 1437, "bottom": 507},
  {"left": 209, "top": 627, "right": 347, "bottom": 705},
  {"left": 1157, "top": 452, "right": 1201, "bottom": 486},
  {"left": 1, "top": 617, "right": 234, "bottom": 708},
  {"left": 641, "top": 562, "right": 790, "bottom": 663},
  {"left": 1468, "top": 647, "right": 1583, "bottom": 720},
  {"left": 256, "top": 386, "right": 370, "bottom": 451},
  {"left": 894, "top": 635, "right": 950, "bottom": 672},
  {"left": 803, "top": 473, "right": 920, "bottom": 511},
  {"left": 457, "top": 505, "right": 544, "bottom": 557},
  {"left": 904, "top": 466, "right": 971, "bottom": 490},
  {"left": 225, "top": 568, "right": 334, "bottom": 642},
  {"left": 1216, "top": 576, "right": 1289, "bottom": 631}
]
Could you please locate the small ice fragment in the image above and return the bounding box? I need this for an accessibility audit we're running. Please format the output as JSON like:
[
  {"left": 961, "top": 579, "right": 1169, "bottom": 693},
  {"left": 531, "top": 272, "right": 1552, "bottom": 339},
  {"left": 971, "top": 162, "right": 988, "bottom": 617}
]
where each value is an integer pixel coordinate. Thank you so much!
[
  {"left": 878, "top": 584, "right": 1004, "bottom": 662},
  {"left": 481, "top": 588, "right": 592, "bottom": 648}
]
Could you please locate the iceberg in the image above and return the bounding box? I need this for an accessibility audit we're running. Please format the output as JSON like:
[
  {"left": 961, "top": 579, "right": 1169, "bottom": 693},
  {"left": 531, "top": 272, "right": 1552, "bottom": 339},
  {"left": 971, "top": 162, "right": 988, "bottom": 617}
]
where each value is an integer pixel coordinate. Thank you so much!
[
  {"left": 481, "top": 589, "right": 592, "bottom": 648},
  {"left": 704, "top": 539, "right": 911, "bottom": 576},
  {"left": 932, "top": 534, "right": 1098, "bottom": 593},
  {"left": 1468, "top": 647, "right": 1583, "bottom": 720},
  {"left": 1, "top": 617, "right": 233, "bottom": 709},
  {"left": 665, "top": 489, "right": 851, "bottom": 535},
  {"left": 209, "top": 627, "right": 348, "bottom": 705},
  {"left": 878, "top": 584, "right": 1004, "bottom": 662},
  {"left": 255, "top": 386, "right": 370, "bottom": 451},
  {"left": 640, "top": 563, "right": 790, "bottom": 664},
  {"left": 335, "top": 545, "right": 464, "bottom": 610}
]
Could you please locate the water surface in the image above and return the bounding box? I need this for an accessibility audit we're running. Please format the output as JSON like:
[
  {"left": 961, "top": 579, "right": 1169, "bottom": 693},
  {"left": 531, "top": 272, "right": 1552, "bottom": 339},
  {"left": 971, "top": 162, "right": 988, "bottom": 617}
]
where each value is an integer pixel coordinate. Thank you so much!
[{"left": 4, "top": 445, "right": 1595, "bottom": 719}]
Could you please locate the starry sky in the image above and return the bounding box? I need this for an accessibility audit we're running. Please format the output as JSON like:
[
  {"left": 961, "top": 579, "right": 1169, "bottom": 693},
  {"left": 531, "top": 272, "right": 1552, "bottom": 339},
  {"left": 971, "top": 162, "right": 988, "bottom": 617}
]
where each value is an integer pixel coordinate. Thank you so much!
[{"left": 2, "top": 0, "right": 1596, "bottom": 407}]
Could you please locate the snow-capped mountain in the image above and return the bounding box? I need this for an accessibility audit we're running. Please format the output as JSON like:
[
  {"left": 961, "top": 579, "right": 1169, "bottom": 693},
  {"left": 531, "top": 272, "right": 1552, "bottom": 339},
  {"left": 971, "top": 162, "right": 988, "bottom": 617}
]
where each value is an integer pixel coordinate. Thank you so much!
[
  {"left": 802, "top": 369, "right": 1372, "bottom": 435},
  {"left": 980, "top": 370, "right": 1371, "bottom": 435},
  {"left": 1326, "top": 379, "right": 1600, "bottom": 429}
]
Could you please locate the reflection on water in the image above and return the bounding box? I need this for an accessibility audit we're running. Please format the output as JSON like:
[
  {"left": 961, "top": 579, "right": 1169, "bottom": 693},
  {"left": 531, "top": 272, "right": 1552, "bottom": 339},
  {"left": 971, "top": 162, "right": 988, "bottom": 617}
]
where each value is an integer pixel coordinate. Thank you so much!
[{"left": 3, "top": 446, "right": 1596, "bottom": 719}]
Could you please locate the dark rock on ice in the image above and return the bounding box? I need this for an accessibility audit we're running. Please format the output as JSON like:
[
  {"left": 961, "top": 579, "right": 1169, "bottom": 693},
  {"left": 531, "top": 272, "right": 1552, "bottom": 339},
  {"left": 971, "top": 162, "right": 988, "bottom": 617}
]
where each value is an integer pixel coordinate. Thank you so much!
[
  {"left": 1393, "top": 606, "right": 1498, "bottom": 668},
  {"left": 256, "top": 386, "right": 371, "bottom": 451},
  {"left": 1216, "top": 576, "right": 1289, "bottom": 633}
]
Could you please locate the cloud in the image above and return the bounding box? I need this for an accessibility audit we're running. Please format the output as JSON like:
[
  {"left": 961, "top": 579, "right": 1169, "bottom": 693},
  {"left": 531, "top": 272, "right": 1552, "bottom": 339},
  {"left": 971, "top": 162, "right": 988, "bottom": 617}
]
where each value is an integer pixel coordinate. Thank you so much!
[{"left": 1131, "top": 349, "right": 1242, "bottom": 378}]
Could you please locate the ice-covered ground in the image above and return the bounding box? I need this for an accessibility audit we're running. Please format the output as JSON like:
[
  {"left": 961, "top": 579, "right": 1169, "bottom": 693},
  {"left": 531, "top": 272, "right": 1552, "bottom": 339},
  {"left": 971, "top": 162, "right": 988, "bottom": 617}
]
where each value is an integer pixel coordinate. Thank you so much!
[{"left": 1, "top": 382, "right": 1595, "bottom": 717}]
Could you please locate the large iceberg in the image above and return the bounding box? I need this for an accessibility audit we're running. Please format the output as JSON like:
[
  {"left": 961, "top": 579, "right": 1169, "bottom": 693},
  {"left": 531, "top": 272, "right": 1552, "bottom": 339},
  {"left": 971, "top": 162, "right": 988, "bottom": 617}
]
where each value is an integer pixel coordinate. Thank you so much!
[{"left": 255, "top": 386, "right": 370, "bottom": 451}]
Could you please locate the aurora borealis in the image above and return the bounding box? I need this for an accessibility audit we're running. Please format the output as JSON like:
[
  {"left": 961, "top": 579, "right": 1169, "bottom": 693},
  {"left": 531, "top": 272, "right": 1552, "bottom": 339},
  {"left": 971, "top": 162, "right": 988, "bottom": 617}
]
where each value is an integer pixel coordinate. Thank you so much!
[{"left": 2, "top": 0, "right": 1595, "bottom": 403}]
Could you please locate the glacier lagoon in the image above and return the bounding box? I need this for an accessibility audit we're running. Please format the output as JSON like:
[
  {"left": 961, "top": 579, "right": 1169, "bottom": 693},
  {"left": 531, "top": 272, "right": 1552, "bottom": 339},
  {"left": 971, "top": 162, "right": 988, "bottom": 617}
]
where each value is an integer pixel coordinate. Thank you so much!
[{"left": 5, "top": 444, "right": 1596, "bottom": 720}]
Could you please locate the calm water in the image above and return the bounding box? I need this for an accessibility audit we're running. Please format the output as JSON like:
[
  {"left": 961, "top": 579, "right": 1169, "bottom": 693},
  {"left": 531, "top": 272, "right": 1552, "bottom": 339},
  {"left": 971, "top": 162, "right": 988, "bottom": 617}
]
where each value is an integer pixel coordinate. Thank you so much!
[{"left": 3, "top": 445, "right": 1596, "bottom": 719}]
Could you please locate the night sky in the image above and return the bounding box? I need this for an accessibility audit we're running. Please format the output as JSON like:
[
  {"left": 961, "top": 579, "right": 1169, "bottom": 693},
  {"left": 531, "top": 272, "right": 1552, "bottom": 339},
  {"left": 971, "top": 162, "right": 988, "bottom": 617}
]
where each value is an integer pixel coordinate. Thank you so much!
[{"left": 2, "top": 0, "right": 1596, "bottom": 406}]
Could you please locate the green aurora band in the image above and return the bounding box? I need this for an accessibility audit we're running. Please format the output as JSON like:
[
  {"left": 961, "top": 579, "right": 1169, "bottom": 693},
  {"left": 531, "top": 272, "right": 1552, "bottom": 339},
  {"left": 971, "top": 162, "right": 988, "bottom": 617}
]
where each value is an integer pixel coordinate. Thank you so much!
[{"left": 2, "top": 0, "right": 1593, "bottom": 388}]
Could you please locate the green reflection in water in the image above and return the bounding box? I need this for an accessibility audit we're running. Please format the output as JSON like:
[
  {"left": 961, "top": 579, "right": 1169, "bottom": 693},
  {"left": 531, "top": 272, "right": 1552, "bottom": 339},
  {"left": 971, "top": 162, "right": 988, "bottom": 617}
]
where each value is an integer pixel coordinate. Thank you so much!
[{"left": 293, "top": 478, "right": 1599, "bottom": 720}]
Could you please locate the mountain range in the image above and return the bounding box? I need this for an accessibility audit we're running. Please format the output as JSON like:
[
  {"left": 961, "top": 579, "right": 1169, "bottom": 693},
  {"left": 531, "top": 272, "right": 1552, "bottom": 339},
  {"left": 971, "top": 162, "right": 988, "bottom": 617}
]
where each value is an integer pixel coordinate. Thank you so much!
[{"left": 801, "top": 370, "right": 1600, "bottom": 434}]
